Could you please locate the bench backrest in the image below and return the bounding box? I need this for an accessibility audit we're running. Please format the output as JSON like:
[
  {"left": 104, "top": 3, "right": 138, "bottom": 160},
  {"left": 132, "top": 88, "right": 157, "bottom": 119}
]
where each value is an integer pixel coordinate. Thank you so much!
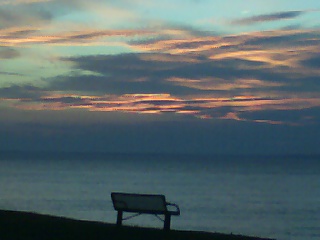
[{"left": 111, "top": 192, "right": 168, "bottom": 214}]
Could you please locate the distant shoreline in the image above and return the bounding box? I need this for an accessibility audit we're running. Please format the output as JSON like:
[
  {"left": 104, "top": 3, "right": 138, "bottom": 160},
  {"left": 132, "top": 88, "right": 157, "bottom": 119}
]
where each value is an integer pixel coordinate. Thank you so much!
[
  {"left": 1, "top": 149, "right": 319, "bottom": 159},
  {"left": 0, "top": 210, "right": 274, "bottom": 240}
]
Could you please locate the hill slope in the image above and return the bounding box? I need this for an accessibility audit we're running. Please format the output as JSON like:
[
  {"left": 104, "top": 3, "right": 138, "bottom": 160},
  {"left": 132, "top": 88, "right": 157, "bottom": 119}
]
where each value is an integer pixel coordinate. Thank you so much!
[{"left": 0, "top": 210, "right": 274, "bottom": 240}]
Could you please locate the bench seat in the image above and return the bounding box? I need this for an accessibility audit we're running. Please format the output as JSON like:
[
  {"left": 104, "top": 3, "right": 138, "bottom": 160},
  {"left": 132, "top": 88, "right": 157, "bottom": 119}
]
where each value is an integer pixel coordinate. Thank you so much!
[{"left": 111, "top": 192, "right": 180, "bottom": 230}]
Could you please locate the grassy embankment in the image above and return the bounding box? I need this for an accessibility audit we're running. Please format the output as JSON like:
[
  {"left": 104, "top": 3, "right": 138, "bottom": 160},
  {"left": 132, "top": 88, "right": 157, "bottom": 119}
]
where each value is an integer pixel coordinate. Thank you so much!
[{"left": 0, "top": 210, "right": 275, "bottom": 240}]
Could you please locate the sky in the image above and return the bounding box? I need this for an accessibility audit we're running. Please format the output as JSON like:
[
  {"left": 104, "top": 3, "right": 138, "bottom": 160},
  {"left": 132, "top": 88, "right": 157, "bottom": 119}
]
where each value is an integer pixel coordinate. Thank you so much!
[{"left": 0, "top": 0, "right": 319, "bottom": 155}]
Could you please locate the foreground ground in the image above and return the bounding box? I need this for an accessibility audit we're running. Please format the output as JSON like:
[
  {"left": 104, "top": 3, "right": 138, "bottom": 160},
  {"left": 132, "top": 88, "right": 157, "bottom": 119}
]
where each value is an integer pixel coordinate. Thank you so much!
[{"left": 0, "top": 210, "right": 275, "bottom": 240}]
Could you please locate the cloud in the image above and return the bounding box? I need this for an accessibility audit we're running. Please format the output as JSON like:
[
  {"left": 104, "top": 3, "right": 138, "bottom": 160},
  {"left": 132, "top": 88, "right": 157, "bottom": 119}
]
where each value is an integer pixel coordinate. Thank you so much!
[
  {"left": 47, "top": 71, "right": 197, "bottom": 96},
  {"left": 131, "top": 29, "right": 320, "bottom": 81},
  {"left": 231, "top": 10, "right": 307, "bottom": 25},
  {"left": 23, "top": 26, "right": 316, "bottom": 126},
  {"left": 167, "top": 77, "right": 284, "bottom": 91},
  {"left": 0, "top": 71, "right": 23, "bottom": 76},
  {"left": 1, "top": 23, "right": 320, "bottom": 126},
  {"left": 0, "top": 27, "right": 154, "bottom": 47},
  {"left": 2, "top": 81, "right": 320, "bottom": 126},
  {"left": 0, "top": 85, "right": 43, "bottom": 99},
  {"left": 53, "top": 52, "right": 282, "bottom": 97},
  {"left": 301, "top": 55, "right": 320, "bottom": 68},
  {"left": 0, "top": 3, "right": 53, "bottom": 29},
  {"left": 0, "top": 0, "right": 142, "bottom": 42},
  {"left": 0, "top": 0, "right": 52, "bottom": 5},
  {"left": 240, "top": 107, "right": 320, "bottom": 126},
  {"left": 0, "top": 47, "right": 20, "bottom": 59}
]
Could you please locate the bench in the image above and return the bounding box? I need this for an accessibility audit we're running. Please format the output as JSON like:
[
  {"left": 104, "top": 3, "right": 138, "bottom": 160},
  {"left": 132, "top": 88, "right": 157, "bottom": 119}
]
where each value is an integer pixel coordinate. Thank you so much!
[{"left": 111, "top": 192, "right": 180, "bottom": 230}]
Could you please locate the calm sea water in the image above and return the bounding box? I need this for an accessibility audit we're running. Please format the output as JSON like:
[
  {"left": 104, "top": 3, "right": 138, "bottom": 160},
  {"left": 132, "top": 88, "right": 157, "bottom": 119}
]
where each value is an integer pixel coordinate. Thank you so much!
[{"left": 0, "top": 152, "right": 319, "bottom": 240}]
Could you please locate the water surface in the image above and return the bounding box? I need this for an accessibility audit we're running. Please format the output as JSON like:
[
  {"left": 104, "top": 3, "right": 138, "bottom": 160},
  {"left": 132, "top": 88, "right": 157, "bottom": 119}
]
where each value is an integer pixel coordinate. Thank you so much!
[{"left": 0, "top": 152, "right": 319, "bottom": 240}]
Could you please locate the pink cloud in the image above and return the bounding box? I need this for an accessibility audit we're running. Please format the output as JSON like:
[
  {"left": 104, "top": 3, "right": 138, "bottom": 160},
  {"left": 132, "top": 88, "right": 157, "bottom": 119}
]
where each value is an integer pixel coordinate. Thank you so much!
[{"left": 2, "top": 91, "right": 318, "bottom": 125}]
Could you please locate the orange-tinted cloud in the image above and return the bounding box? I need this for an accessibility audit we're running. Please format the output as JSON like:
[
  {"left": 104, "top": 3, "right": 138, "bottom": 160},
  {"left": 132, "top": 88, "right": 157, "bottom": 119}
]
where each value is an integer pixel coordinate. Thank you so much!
[
  {"left": 130, "top": 29, "right": 320, "bottom": 74},
  {"left": 0, "top": 27, "right": 154, "bottom": 47},
  {"left": 1, "top": 90, "right": 318, "bottom": 126},
  {"left": 1, "top": 22, "right": 320, "bottom": 126},
  {"left": 167, "top": 77, "right": 284, "bottom": 91}
]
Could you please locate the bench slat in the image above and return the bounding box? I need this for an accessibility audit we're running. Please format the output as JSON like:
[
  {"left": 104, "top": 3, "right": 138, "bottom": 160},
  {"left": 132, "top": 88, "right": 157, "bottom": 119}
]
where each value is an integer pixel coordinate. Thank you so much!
[{"left": 111, "top": 192, "right": 167, "bottom": 214}]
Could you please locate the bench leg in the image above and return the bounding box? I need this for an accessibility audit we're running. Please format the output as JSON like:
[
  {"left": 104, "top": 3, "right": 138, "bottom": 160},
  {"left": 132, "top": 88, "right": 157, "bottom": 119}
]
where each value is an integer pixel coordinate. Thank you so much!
[
  {"left": 164, "top": 214, "right": 171, "bottom": 230},
  {"left": 117, "top": 211, "right": 123, "bottom": 226}
]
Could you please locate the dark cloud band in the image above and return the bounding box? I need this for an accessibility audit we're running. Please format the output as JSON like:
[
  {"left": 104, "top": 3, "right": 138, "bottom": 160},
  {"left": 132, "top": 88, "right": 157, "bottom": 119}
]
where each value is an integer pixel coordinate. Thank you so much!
[{"left": 231, "top": 10, "right": 306, "bottom": 25}]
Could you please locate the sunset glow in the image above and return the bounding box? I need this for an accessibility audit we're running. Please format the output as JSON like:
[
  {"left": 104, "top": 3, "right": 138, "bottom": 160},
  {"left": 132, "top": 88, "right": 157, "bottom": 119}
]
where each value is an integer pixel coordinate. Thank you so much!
[{"left": 1, "top": 0, "right": 319, "bottom": 154}]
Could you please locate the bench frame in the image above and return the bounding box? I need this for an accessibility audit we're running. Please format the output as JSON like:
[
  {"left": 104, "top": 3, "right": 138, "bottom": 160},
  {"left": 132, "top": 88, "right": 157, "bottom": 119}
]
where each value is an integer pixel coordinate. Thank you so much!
[{"left": 111, "top": 192, "right": 180, "bottom": 230}]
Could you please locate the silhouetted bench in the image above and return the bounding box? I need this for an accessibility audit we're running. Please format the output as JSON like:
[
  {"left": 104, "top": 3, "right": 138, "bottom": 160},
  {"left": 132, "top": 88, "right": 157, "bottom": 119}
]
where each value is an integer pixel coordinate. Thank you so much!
[{"left": 111, "top": 192, "right": 180, "bottom": 230}]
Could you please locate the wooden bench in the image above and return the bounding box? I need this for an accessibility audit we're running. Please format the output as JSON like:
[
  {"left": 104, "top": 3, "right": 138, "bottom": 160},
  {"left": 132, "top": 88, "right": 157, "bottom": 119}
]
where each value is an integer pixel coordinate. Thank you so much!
[{"left": 111, "top": 192, "right": 180, "bottom": 230}]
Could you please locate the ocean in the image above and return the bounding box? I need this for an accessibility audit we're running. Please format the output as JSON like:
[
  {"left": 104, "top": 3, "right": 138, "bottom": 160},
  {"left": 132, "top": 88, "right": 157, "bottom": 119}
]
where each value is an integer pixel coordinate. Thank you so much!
[{"left": 0, "top": 152, "right": 319, "bottom": 240}]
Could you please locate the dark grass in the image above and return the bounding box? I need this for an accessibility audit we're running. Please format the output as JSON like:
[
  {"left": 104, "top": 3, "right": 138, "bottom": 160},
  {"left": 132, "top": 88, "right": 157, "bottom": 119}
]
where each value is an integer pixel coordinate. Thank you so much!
[{"left": 0, "top": 210, "right": 275, "bottom": 240}]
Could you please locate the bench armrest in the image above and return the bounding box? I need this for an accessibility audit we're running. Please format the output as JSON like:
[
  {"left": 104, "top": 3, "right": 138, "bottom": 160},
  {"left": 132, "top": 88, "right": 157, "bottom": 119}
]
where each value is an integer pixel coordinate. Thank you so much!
[{"left": 166, "top": 202, "right": 180, "bottom": 216}]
